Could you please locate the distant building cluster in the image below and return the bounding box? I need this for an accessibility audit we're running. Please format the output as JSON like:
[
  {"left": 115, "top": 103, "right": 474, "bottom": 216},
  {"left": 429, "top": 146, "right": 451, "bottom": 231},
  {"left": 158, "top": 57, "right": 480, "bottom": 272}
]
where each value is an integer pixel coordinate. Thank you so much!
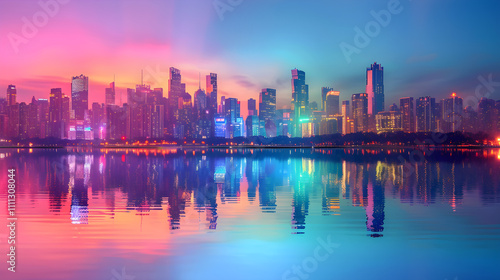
[{"left": 1, "top": 63, "right": 499, "bottom": 141}]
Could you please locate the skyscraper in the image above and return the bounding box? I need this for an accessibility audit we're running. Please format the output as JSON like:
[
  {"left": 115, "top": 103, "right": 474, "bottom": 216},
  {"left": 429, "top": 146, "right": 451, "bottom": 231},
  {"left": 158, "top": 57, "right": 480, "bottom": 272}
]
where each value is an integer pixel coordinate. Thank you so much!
[
  {"left": 342, "top": 100, "right": 351, "bottom": 135},
  {"left": 105, "top": 82, "right": 115, "bottom": 106},
  {"left": 248, "top": 98, "right": 257, "bottom": 116},
  {"left": 400, "top": 97, "right": 415, "bottom": 133},
  {"left": 366, "top": 62, "right": 384, "bottom": 115},
  {"left": 49, "top": 88, "right": 63, "bottom": 138},
  {"left": 477, "top": 97, "right": 496, "bottom": 133},
  {"left": 206, "top": 73, "right": 218, "bottom": 115},
  {"left": 7, "top": 85, "right": 16, "bottom": 106},
  {"left": 259, "top": 88, "right": 277, "bottom": 137},
  {"left": 71, "top": 74, "right": 89, "bottom": 121},
  {"left": 416, "top": 96, "right": 436, "bottom": 132},
  {"left": 325, "top": 90, "right": 340, "bottom": 117},
  {"left": 168, "top": 67, "right": 184, "bottom": 112},
  {"left": 442, "top": 93, "right": 463, "bottom": 133},
  {"left": 291, "top": 69, "right": 309, "bottom": 137},
  {"left": 321, "top": 87, "right": 334, "bottom": 111},
  {"left": 351, "top": 93, "right": 368, "bottom": 133}
]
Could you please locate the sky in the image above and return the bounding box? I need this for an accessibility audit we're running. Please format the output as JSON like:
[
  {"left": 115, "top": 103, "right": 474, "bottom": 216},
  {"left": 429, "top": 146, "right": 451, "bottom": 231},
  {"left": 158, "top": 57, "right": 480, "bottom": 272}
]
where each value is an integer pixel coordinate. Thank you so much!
[{"left": 1, "top": 0, "right": 499, "bottom": 117}]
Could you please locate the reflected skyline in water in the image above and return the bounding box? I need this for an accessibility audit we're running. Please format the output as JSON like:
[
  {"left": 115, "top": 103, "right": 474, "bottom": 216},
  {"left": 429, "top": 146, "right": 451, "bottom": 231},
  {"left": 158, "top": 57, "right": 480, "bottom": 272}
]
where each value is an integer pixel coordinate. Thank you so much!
[
  {"left": 1, "top": 148, "right": 500, "bottom": 280},
  {"left": 2, "top": 148, "right": 500, "bottom": 234}
]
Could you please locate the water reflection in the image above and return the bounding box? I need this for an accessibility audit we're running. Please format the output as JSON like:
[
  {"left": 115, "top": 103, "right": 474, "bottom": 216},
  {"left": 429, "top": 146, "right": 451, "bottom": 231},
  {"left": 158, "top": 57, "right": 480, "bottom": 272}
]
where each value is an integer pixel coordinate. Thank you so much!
[{"left": 3, "top": 148, "right": 500, "bottom": 238}]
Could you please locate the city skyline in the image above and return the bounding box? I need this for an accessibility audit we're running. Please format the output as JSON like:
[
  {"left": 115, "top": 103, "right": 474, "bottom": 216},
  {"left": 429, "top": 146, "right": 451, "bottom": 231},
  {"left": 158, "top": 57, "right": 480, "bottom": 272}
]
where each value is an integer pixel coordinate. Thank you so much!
[
  {"left": 1, "top": 1, "right": 500, "bottom": 110},
  {"left": 2, "top": 62, "right": 499, "bottom": 142}
]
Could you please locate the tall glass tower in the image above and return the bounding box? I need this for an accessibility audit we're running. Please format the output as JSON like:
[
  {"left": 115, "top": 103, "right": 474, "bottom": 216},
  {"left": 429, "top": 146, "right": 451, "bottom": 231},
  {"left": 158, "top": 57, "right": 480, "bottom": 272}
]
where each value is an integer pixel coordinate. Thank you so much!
[
  {"left": 291, "top": 69, "right": 309, "bottom": 137},
  {"left": 366, "top": 62, "right": 384, "bottom": 115}
]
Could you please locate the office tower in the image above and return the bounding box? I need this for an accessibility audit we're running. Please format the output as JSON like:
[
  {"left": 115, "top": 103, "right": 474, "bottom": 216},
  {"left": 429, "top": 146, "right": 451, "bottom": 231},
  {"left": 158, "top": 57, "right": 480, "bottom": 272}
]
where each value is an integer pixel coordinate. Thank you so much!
[
  {"left": 62, "top": 95, "right": 71, "bottom": 139},
  {"left": 150, "top": 105, "right": 164, "bottom": 138},
  {"left": 0, "top": 98, "right": 7, "bottom": 114},
  {"left": 322, "top": 87, "right": 334, "bottom": 111},
  {"left": 477, "top": 97, "right": 496, "bottom": 133},
  {"left": 194, "top": 88, "right": 207, "bottom": 114},
  {"left": 106, "top": 105, "right": 126, "bottom": 140},
  {"left": 389, "top": 103, "right": 398, "bottom": 111},
  {"left": 351, "top": 93, "right": 368, "bottom": 133},
  {"left": 248, "top": 98, "right": 257, "bottom": 116},
  {"left": 246, "top": 115, "right": 260, "bottom": 137},
  {"left": 18, "top": 102, "right": 29, "bottom": 139},
  {"left": 37, "top": 99, "right": 49, "bottom": 138},
  {"left": 49, "top": 88, "right": 63, "bottom": 138},
  {"left": 376, "top": 111, "right": 403, "bottom": 133},
  {"left": 7, "top": 103, "right": 19, "bottom": 138},
  {"left": 463, "top": 106, "right": 478, "bottom": 133},
  {"left": 342, "top": 100, "right": 351, "bottom": 135},
  {"left": 291, "top": 69, "right": 309, "bottom": 137},
  {"left": 277, "top": 109, "right": 291, "bottom": 137},
  {"left": 91, "top": 103, "right": 104, "bottom": 139},
  {"left": 214, "top": 115, "right": 227, "bottom": 138},
  {"left": 27, "top": 97, "right": 39, "bottom": 139},
  {"left": 148, "top": 88, "right": 163, "bottom": 105},
  {"left": 71, "top": 74, "right": 89, "bottom": 120},
  {"left": 366, "top": 62, "right": 384, "bottom": 115},
  {"left": 224, "top": 98, "right": 240, "bottom": 138},
  {"left": 325, "top": 90, "right": 340, "bottom": 117},
  {"left": 105, "top": 82, "right": 115, "bottom": 105},
  {"left": 206, "top": 73, "right": 218, "bottom": 115},
  {"left": 442, "top": 93, "right": 463, "bottom": 133},
  {"left": 7, "top": 85, "right": 16, "bottom": 106},
  {"left": 169, "top": 67, "right": 184, "bottom": 111},
  {"left": 259, "top": 88, "right": 277, "bottom": 137},
  {"left": 400, "top": 97, "right": 415, "bottom": 133},
  {"left": 416, "top": 97, "right": 436, "bottom": 132}
]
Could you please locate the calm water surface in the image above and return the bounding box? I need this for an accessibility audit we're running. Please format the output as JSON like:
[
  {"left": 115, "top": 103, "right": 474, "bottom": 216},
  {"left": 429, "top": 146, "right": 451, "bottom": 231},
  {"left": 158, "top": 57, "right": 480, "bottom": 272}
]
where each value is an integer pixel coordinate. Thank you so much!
[{"left": 1, "top": 148, "right": 500, "bottom": 280}]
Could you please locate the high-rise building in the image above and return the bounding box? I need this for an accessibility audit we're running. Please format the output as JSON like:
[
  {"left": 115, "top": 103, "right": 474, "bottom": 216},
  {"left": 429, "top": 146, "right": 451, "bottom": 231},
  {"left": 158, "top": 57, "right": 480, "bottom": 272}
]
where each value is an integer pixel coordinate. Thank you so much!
[
  {"left": 342, "top": 100, "right": 351, "bottom": 135},
  {"left": 416, "top": 96, "right": 436, "bottom": 132},
  {"left": 248, "top": 98, "right": 257, "bottom": 116},
  {"left": 246, "top": 115, "right": 260, "bottom": 137},
  {"left": 442, "top": 93, "right": 463, "bottom": 133},
  {"left": 325, "top": 90, "right": 340, "bottom": 117},
  {"left": 463, "top": 106, "right": 478, "bottom": 134},
  {"left": 71, "top": 74, "right": 89, "bottom": 121},
  {"left": 169, "top": 67, "right": 184, "bottom": 111},
  {"left": 37, "top": 99, "right": 49, "bottom": 138},
  {"left": 106, "top": 105, "right": 126, "bottom": 140},
  {"left": 477, "top": 97, "right": 496, "bottom": 133},
  {"left": 18, "top": 102, "right": 29, "bottom": 139},
  {"left": 351, "top": 93, "right": 368, "bottom": 133},
  {"left": 194, "top": 88, "right": 207, "bottom": 115},
  {"left": 7, "top": 85, "right": 16, "bottom": 106},
  {"left": 91, "top": 103, "right": 104, "bottom": 139},
  {"left": 259, "top": 88, "right": 277, "bottom": 137},
  {"left": 321, "top": 87, "right": 334, "bottom": 111},
  {"left": 206, "top": 73, "right": 218, "bottom": 115},
  {"left": 376, "top": 111, "right": 402, "bottom": 133},
  {"left": 400, "top": 97, "right": 415, "bottom": 133},
  {"left": 366, "top": 62, "right": 384, "bottom": 115},
  {"left": 27, "top": 98, "right": 39, "bottom": 139},
  {"left": 105, "top": 82, "right": 115, "bottom": 106},
  {"left": 291, "top": 69, "right": 309, "bottom": 137},
  {"left": 49, "top": 88, "right": 64, "bottom": 138}
]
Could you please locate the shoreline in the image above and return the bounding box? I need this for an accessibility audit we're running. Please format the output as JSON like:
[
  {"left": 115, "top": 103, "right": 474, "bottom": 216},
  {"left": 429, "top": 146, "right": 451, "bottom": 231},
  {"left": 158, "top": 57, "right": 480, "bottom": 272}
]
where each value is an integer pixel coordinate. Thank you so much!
[{"left": 1, "top": 144, "right": 499, "bottom": 149}]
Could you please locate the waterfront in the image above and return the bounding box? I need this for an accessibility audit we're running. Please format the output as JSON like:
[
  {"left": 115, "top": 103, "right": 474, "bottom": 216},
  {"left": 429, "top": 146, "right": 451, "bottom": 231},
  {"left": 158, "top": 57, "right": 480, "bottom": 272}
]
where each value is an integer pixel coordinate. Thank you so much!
[{"left": 1, "top": 148, "right": 499, "bottom": 280}]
